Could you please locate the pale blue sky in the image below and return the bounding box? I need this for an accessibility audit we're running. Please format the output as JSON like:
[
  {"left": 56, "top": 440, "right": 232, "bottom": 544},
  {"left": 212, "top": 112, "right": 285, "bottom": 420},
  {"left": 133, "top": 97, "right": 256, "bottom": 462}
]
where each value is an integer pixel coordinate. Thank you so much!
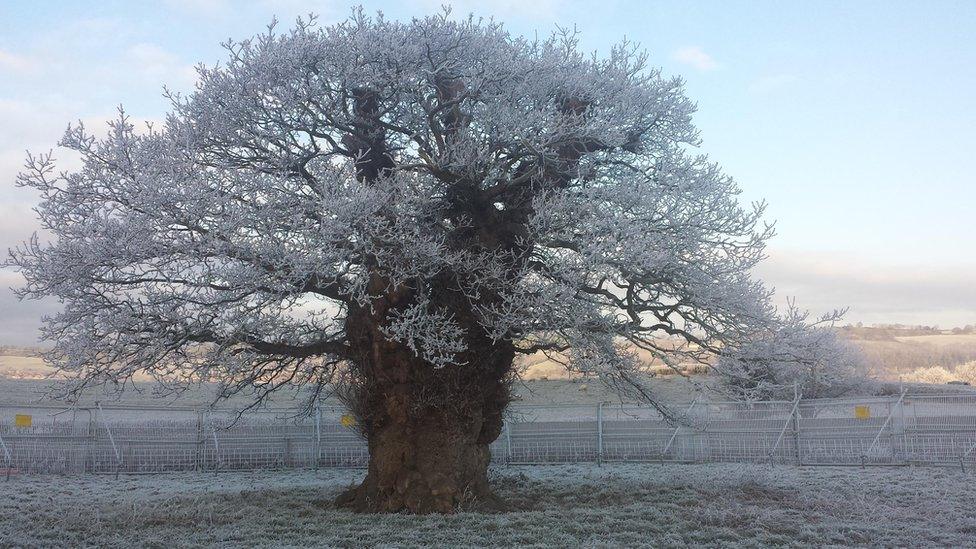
[{"left": 1, "top": 1, "right": 974, "bottom": 344}]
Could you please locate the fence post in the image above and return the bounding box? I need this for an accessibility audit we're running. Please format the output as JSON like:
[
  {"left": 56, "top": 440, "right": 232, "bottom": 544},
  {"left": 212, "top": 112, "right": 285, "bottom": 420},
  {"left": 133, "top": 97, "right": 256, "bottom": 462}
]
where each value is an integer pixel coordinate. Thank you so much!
[
  {"left": 793, "top": 385, "right": 802, "bottom": 465},
  {"left": 314, "top": 404, "right": 321, "bottom": 470},
  {"left": 504, "top": 420, "right": 513, "bottom": 465},
  {"left": 768, "top": 392, "right": 801, "bottom": 465},
  {"left": 195, "top": 409, "right": 203, "bottom": 472},
  {"left": 209, "top": 412, "right": 220, "bottom": 476},
  {"left": 87, "top": 407, "right": 95, "bottom": 475},
  {"left": 96, "top": 402, "right": 123, "bottom": 478},
  {"left": 0, "top": 429, "right": 11, "bottom": 481},
  {"left": 899, "top": 392, "right": 908, "bottom": 464},
  {"left": 702, "top": 402, "right": 712, "bottom": 462},
  {"left": 597, "top": 402, "right": 605, "bottom": 465}
]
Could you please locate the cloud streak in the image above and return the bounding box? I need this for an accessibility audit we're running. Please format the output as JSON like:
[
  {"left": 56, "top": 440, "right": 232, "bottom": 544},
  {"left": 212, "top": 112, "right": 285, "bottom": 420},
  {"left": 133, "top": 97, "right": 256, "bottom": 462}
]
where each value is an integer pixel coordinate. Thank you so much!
[
  {"left": 757, "top": 248, "right": 976, "bottom": 328},
  {"left": 126, "top": 43, "right": 198, "bottom": 88},
  {"left": 672, "top": 46, "right": 717, "bottom": 71},
  {"left": 0, "top": 270, "right": 59, "bottom": 346},
  {"left": 0, "top": 49, "right": 35, "bottom": 72}
]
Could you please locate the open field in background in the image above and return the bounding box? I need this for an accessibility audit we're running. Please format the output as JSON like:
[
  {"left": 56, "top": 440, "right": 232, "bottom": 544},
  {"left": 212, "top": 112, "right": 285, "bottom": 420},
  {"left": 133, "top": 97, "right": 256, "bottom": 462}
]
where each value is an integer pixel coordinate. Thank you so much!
[
  {"left": 0, "top": 354, "right": 54, "bottom": 380},
  {"left": 3, "top": 329, "right": 976, "bottom": 407},
  {"left": 0, "top": 374, "right": 707, "bottom": 408},
  {"left": 850, "top": 333, "right": 976, "bottom": 384},
  {"left": 1, "top": 464, "right": 974, "bottom": 548}
]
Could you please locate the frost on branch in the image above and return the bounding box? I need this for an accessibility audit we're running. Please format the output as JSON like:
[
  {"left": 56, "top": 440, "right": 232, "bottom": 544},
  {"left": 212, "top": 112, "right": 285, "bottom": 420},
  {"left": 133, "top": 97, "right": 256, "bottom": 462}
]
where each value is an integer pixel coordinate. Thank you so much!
[
  {"left": 7, "top": 10, "right": 822, "bottom": 413},
  {"left": 381, "top": 294, "right": 467, "bottom": 368},
  {"left": 718, "top": 301, "right": 867, "bottom": 400}
]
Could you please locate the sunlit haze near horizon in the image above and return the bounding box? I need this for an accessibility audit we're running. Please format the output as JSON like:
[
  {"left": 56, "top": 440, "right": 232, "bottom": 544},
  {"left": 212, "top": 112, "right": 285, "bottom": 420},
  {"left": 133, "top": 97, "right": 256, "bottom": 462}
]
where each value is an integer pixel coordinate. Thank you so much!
[{"left": 1, "top": 0, "right": 974, "bottom": 345}]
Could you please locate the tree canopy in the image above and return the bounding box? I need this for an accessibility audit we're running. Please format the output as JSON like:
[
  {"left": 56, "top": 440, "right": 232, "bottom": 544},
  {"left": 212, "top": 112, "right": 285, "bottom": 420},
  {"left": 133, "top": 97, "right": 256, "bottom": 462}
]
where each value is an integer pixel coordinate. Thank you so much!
[{"left": 11, "top": 12, "right": 782, "bottom": 398}]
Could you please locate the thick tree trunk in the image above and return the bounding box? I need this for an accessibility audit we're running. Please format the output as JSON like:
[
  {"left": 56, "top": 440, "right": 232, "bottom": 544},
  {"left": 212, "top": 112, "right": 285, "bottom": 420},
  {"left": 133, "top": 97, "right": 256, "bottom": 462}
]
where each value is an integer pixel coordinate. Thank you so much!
[
  {"left": 335, "top": 384, "right": 504, "bottom": 513},
  {"left": 335, "top": 83, "right": 526, "bottom": 512},
  {"left": 337, "top": 297, "right": 514, "bottom": 514}
]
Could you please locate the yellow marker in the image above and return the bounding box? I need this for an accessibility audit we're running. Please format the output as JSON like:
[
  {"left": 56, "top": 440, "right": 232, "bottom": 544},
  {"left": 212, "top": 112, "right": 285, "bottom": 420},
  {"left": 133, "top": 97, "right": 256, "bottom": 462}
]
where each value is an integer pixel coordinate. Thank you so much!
[
  {"left": 340, "top": 414, "right": 357, "bottom": 427},
  {"left": 14, "top": 414, "right": 32, "bottom": 428},
  {"left": 854, "top": 405, "right": 870, "bottom": 420}
]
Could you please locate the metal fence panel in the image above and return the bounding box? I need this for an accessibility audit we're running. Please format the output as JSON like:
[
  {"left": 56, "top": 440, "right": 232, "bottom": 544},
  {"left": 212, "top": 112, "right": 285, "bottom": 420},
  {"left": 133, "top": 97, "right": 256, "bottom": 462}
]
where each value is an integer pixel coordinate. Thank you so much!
[{"left": 1, "top": 391, "right": 975, "bottom": 475}]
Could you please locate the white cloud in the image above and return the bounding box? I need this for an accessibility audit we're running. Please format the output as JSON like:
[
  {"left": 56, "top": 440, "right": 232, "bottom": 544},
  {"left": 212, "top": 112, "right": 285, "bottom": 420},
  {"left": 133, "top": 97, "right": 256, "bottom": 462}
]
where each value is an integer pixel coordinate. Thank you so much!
[
  {"left": 0, "top": 97, "right": 82, "bottom": 149},
  {"left": 126, "top": 43, "right": 198, "bottom": 87},
  {"left": 0, "top": 93, "right": 161, "bottom": 289},
  {"left": 671, "top": 46, "right": 717, "bottom": 71},
  {"left": 0, "top": 49, "right": 35, "bottom": 72},
  {"left": 0, "top": 268, "right": 60, "bottom": 346},
  {"left": 127, "top": 43, "right": 180, "bottom": 67},
  {"left": 756, "top": 248, "right": 976, "bottom": 328}
]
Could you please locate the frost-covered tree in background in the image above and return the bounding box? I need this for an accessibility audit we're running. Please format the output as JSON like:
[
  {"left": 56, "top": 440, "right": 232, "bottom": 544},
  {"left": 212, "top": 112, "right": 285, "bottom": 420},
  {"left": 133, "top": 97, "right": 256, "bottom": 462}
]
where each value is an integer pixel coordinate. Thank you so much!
[
  {"left": 718, "top": 301, "right": 866, "bottom": 400},
  {"left": 8, "top": 11, "right": 848, "bottom": 512}
]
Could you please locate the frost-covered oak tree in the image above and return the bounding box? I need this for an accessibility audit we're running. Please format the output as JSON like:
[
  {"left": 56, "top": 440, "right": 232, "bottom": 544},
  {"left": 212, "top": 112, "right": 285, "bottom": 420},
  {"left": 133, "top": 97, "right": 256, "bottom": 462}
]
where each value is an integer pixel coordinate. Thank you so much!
[{"left": 11, "top": 12, "right": 817, "bottom": 512}]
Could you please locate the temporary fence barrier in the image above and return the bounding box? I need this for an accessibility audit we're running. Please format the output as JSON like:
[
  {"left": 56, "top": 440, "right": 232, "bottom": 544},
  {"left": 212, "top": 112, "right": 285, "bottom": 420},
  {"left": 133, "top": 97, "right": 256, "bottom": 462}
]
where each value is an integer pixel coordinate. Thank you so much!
[{"left": 0, "top": 391, "right": 974, "bottom": 476}]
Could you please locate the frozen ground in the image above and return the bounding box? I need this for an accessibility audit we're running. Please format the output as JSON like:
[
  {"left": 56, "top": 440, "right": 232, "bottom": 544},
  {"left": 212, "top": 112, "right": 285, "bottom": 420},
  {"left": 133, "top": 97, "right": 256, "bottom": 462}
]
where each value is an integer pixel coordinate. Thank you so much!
[{"left": 1, "top": 464, "right": 974, "bottom": 548}]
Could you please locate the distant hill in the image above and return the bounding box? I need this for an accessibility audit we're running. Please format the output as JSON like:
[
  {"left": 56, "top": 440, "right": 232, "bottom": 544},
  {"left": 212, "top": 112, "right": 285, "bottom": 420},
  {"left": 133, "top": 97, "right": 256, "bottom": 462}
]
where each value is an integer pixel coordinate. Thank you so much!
[
  {"left": 0, "top": 345, "right": 45, "bottom": 357},
  {"left": 838, "top": 325, "right": 975, "bottom": 341}
]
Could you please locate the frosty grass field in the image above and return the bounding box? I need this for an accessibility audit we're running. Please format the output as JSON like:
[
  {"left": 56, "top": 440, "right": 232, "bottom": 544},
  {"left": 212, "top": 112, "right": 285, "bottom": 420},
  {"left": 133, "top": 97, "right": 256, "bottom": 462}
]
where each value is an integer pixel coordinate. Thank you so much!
[{"left": 2, "top": 463, "right": 974, "bottom": 548}]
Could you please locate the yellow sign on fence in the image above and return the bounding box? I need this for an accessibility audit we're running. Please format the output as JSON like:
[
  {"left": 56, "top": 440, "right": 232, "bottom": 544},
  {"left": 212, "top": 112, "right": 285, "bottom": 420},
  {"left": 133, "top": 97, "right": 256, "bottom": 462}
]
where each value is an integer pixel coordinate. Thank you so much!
[
  {"left": 854, "top": 405, "right": 871, "bottom": 420},
  {"left": 14, "top": 414, "right": 32, "bottom": 428},
  {"left": 340, "top": 414, "right": 357, "bottom": 428}
]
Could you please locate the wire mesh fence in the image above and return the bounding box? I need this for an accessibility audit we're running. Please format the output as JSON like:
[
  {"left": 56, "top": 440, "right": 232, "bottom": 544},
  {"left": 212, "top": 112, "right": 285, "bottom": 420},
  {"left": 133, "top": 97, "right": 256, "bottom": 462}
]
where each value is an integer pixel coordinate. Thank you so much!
[{"left": 1, "top": 391, "right": 975, "bottom": 476}]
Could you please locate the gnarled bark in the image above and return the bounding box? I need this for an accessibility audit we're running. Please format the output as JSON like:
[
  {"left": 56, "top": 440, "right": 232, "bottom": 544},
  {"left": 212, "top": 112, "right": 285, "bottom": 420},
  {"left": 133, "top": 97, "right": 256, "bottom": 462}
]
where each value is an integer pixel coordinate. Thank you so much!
[
  {"left": 334, "top": 385, "right": 505, "bottom": 513},
  {"left": 336, "top": 293, "right": 514, "bottom": 513}
]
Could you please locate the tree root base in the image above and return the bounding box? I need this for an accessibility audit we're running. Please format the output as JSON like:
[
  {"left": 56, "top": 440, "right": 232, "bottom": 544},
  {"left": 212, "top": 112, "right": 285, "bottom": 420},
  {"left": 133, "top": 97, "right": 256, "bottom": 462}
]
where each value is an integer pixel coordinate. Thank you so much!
[{"left": 335, "top": 481, "right": 508, "bottom": 514}]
